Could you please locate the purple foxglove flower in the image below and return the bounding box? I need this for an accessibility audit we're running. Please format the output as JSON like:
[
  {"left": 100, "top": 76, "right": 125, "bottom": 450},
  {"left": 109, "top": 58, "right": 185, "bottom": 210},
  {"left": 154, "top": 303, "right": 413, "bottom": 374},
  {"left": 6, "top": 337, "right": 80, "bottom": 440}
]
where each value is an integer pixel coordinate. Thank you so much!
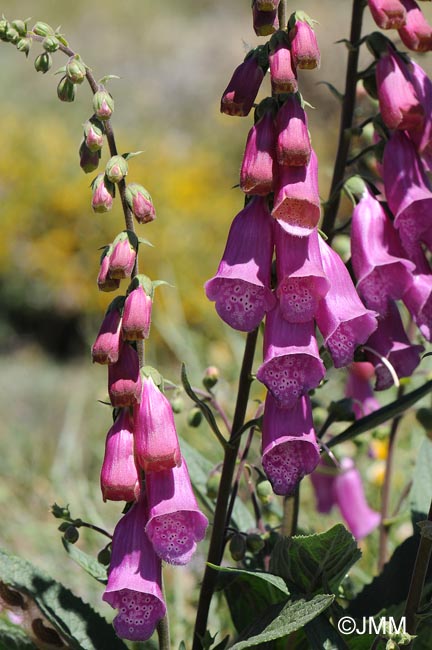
[
  {"left": 256, "top": 306, "right": 325, "bottom": 408},
  {"left": 240, "top": 100, "right": 276, "bottom": 196},
  {"left": 125, "top": 184, "right": 156, "bottom": 224},
  {"left": 310, "top": 457, "right": 337, "bottom": 514},
  {"left": 255, "top": 0, "right": 281, "bottom": 9},
  {"left": 368, "top": 0, "right": 407, "bottom": 29},
  {"left": 109, "top": 232, "right": 137, "bottom": 280},
  {"left": 262, "top": 393, "right": 320, "bottom": 496},
  {"left": 103, "top": 498, "right": 166, "bottom": 641},
  {"left": 100, "top": 408, "right": 140, "bottom": 502},
  {"left": 272, "top": 150, "right": 320, "bottom": 237},
  {"left": 351, "top": 188, "right": 415, "bottom": 315},
  {"left": 97, "top": 246, "right": 120, "bottom": 292},
  {"left": 268, "top": 36, "right": 298, "bottom": 95},
  {"left": 108, "top": 342, "right": 142, "bottom": 407},
  {"left": 316, "top": 237, "right": 378, "bottom": 368},
  {"left": 365, "top": 301, "right": 424, "bottom": 390},
  {"left": 275, "top": 225, "right": 329, "bottom": 322},
  {"left": 253, "top": 6, "right": 279, "bottom": 36},
  {"left": 376, "top": 48, "right": 424, "bottom": 131},
  {"left": 332, "top": 458, "right": 380, "bottom": 539},
  {"left": 220, "top": 52, "right": 265, "bottom": 117},
  {"left": 407, "top": 60, "right": 432, "bottom": 155},
  {"left": 398, "top": 0, "right": 432, "bottom": 51},
  {"left": 402, "top": 246, "right": 432, "bottom": 341},
  {"left": 91, "top": 173, "right": 114, "bottom": 213},
  {"left": 275, "top": 94, "right": 311, "bottom": 166},
  {"left": 91, "top": 297, "right": 123, "bottom": 364},
  {"left": 383, "top": 130, "right": 432, "bottom": 254},
  {"left": 345, "top": 362, "right": 380, "bottom": 419},
  {"left": 205, "top": 196, "right": 276, "bottom": 331},
  {"left": 122, "top": 282, "right": 152, "bottom": 341},
  {"left": 145, "top": 458, "right": 208, "bottom": 565},
  {"left": 289, "top": 17, "right": 320, "bottom": 70},
  {"left": 133, "top": 375, "right": 181, "bottom": 472}
]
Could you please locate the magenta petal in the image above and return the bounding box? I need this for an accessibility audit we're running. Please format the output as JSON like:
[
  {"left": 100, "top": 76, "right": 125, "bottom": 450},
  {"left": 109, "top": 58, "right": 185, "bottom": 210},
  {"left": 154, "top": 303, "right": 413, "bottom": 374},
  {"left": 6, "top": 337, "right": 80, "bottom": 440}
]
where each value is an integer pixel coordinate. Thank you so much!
[
  {"left": 269, "top": 41, "right": 298, "bottom": 94},
  {"left": 289, "top": 20, "right": 320, "bottom": 70},
  {"left": 345, "top": 362, "right": 380, "bottom": 419},
  {"left": 398, "top": 0, "right": 432, "bottom": 52},
  {"left": 145, "top": 459, "right": 208, "bottom": 566},
  {"left": 240, "top": 108, "right": 276, "bottom": 196},
  {"left": 310, "top": 458, "right": 337, "bottom": 514},
  {"left": 257, "top": 306, "right": 325, "bottom": 408},
  {"left": 92, "top": 302, "right": 122, "bottom": 364},
  {"left": 100, "top": 409, "right": 140, "bottom": 502},
  {"left": 368, "top": 0, "right": 407, "bottom": 30},
  {"left": 108, "top": 343, "right": 142, "bottom": 407},
  {"left": 408, "top": 60, "right": 432, "bottom": 154},
  {"left": 402, "top": 247, "right": 432, "bottom": 341},
  {"left": 261, "top": 393, "right": 320, "bottom": 496},
  {"left": 220, "top": 55, "right": 264, "bottom": 117},
  {"left": 276, "top": 94, "right": 311, "bottom": 166},
  {"left": 332, "top": 458, "right": 380, "bottom": 539},
  {"left": 103, "top": 499, "right": 166, "bottom": 641}
]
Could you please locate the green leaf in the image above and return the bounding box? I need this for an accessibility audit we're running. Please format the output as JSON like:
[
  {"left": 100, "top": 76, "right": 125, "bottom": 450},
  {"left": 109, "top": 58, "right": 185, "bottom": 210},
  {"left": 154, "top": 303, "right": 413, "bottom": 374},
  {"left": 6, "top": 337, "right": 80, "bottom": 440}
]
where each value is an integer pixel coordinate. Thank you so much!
[
  {"left": 180, "top": 437, "right": 215, "bottom": 516},
  {"left": 317, "top": 81, "right": 344, "bottom": 102},
  {"left": 61, "top": 539, "right": 108, "bottom": 584},
  {"left": 410, "top": 437, "right": 432, "bottom": 520},
  {"left": 0, "top": 548, "right": 128, "bottom": 650},
  {"left": 270, "top": 525, "right": 361, "bottom": 596},
  {"left": 0, "top": 618, "right": 37, "bottom": 650},
  {"left": 99, "top": 74, "right": 120, "bottom": 84},
  {"left": 137, "top": 237, "right": 154, "bottom": 247},
  {"left": 305, "top": 614, "right": 349, "bottom": 649},
  {"left": 181, "top": 364, "right": 227, "bottom": 448},
  {"left": 122, "top": 151, "right": 144, "bottom": 160},
  {"left": 229, "top": 594, "right": 334, "bottom": 649}
]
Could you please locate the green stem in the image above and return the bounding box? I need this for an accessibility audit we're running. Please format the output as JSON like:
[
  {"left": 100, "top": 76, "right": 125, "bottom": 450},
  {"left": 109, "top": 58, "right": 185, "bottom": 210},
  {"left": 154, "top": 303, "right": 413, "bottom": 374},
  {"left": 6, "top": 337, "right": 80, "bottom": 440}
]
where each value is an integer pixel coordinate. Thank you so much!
[
  {"left": 404, "top": 500, "right": 432, "bottom": 638},
  {"left": 321, "top": 0, "right": 366, "bottom": 240},
  {"left": 282, "top": 484, "right": 300, "bottom": 537},
  {"left": 192, "top": 328, "right": 259, "bottom": 650}
]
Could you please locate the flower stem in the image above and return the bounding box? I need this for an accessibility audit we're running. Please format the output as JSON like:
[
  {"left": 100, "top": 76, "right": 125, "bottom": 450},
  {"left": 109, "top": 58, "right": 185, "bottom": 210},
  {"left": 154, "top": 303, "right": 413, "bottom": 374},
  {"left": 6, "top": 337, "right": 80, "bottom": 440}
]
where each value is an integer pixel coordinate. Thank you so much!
[
  {"left": 282, "top": 484, "right": 300, "bottom": 537},
  {"left": 192, "top": 328, "right": 259, "bottom": 650},
  {"left": 404, "top": 500, "right": 432, "bottom": 638},
  {"left": 278, "top": 0, "right": 289, "bottom": 29},
  {"left": 321, "top": 0, "right": 366, "bottom": 241}
]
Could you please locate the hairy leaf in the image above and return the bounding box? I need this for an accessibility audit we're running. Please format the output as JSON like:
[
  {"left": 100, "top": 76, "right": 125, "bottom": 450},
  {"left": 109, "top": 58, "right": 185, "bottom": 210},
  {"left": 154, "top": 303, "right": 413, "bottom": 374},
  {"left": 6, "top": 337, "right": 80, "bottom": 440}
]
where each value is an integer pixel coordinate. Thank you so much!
[{"left": 61, "top": 539, "right": 107, "bottom": 584}]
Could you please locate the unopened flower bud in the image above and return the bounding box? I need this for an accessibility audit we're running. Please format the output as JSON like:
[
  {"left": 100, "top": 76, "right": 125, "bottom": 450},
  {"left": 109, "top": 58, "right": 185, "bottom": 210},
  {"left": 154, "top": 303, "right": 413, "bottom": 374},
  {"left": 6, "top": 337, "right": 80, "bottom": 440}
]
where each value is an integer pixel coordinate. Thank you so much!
[
  {"left": 206, "top": 468, "right": 222, "bottom": 499},
  {"left": 122, "top": 275, "right": 153, "bottom": 340},
  {"left": 5, "top": 24, "right": 19, "bottom": 43},
  {"left": 84, "top": 118, "right": 104, "bottom": 152},
  {"left": 125, "top": 183, "right": 156, "bottom": 223},
  {"left": 0, "top": 19, "right": 9, "bottom": 40},
  {"left": 57, "top": 76, "right": 76, "bottom": 103},
  {"left": 34, "top": 51, "right": 52, "bottom": 74},
  {"left": 91, "top": 296, "right": 124, "bottom": 364},
  {"left": 16, "top": 37, "right": 31, "bottom": 56},
  {"left": 289, "top": 13, "right": 321, "bottom": 70},
  {"left": 229, "top": 534, "right": 246, "bottom": 561},
  {"left": 93, "top": 88, "right": 114, "bottom": 120},
  {"left": 66, "top": 55, "right": 86, "bottom": 84},
  {"left": 63, "top": 526, "right": 79, "bottom": 544},
  {"left": 79, "top": 140, "right": 100, "bottom": 173},
  {"left": 246, "top": 532, "right": 265, "bottom": 553},
  {"left": 105, "top": 155, "right": 128, "bottom": 183},
  {"left": 187, "top": 407, "right": 203, "bottom": 427},
  {"left": 256, "top": 479, "right": 273, "bottom": 504},
  {"left": 11, "top": 20, "right": 27, "bottom": 37},
  {"left": 43, "top": 35, "right": 60, "bottom": 52},
  {"left": 171, "top": 396, "right": 185, "bottom": 414},
  {"left": 92, "top": 174, "right": 114, "bottom": 213},
  {"left": 109, "top": 231, "right": 137, "bottom": 279},
  {"left": 97, "top": 246, "right": 121, "bottom": 292},
  {"left": 97, "top": 547, "right": 111, "bottom": 566},
  {"left": 203, "top": 366, "right": 220, "bottom": 389},
  {"left": 32, "top": 21, "right": 54, "bottom": 37}
]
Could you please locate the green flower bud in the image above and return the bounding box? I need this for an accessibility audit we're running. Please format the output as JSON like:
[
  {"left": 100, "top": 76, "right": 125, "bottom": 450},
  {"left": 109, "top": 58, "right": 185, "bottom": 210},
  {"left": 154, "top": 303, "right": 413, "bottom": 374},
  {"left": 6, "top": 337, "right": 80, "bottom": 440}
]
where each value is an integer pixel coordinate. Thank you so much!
[
  {"left": 11, "top": 20, "right": 27, "bottom": 36},
  {"left": 229, "top": 534, "right": 246, "bottom": 561},
  {"left": 97, "top": 547, "right": 111, "bottom": 566},
  {"left": 32, "top": 21, "right": 54, "bottom": 37},
  {"left": 203, "top": 366, "right": 220, "bottom": 390},
  {"left": 0, "top": 19, "right": 8, "bottom": 40},
  {"left": 16, "top": 37, "right": 31, "bottom": 56},
  {"left": 93, "top": 89, "right": 114, "bottom": 120},
  {"left": 63, "top": 525, "right": 79, "bottom": 544},
  {"left": 246, "top": 532, "right": 265, "bottom": 553},
  {"left": 171, "top": 396, "right": 184, "bottom": 414},
  {"left": 57, "top": 522, "right": 70, "bottom": 532},
  {"left": 84, "top": 117, "right": 104, "bottom": 152},
  {"left": 43, "top": 34, "right": 60, "bottom": 52},
  {"left": 105, "top": 155, "right": 128, "bottom": 183},
  {"left": 66, "top": 55, "right": 86, "bottom": 84},
  {"left": 5, "top": 24, "right": 19, "bottom": 43},
  {"left": 256, "top": 480, "right": 273, "bottom": 505},
  {"left": 206, "top": 469, "right": 222, "bottom": 499},
  {"left": 187, "top": 407, "right": 203, "bottom": 427},
  {"left": 34, "top": 52, "right": 52, "bottom": 73},
  {"left": 57, "top": 76, "right": 76, "bottom": 103}
]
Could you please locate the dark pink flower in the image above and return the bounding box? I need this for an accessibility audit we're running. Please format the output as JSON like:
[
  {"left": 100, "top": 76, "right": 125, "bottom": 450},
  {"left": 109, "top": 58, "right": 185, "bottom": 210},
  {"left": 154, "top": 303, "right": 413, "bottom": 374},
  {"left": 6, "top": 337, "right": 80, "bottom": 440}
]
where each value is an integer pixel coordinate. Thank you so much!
[
  {"left": 275, "top": 94, "right": 311, "bottom": 166},
  {"left": 108, "top": 342, "right": 142, "bottom": 407},
  {"left": 91, "top": 297, "right": 123, "bottom": 364},
  {"left": 97, "top": 246, "right": 120, "bottom": 293},
  {"left": 145, "top": 459, "right": 208, "bottom": 565},
  {"left": 407, "top": 60, "right": 432, "bottom": 155},
  {"left": 133, "top": 376, "right": 181, "bottom": 472},
  {"left": 310, "top": 458, "right": 337, "bottom": 514},
  {"left": 205, "top": 197, "right": 276, "bottom": 331},
  {"left": 315, "top": 237, "right": 378, "bottom": 368},
  {"left": 122, "top": 284, "right": 152, "bottom": 341},
  {"left": 253, "top": 6, "right": 279, "bottom": 36},
  {"left": 220, "top": 53, "right": 265, "bottom": 117},
  {"left": 402, "top": 246, "right": 432, "bottom": 341},
  {"left": 289, "top": 18, "right": 320, "bottom": 70},
  {"left": 332, "top": 458, "right": 380, "bottom": 539},
  {"left": 103, "top": 498, "right": 166, "bottom": 641},
  {"left": 256, "top": 305, "right": 325, "bottom": 408},
  {"left": 275, "top": 225, "right": 329, "bottom": 322},
  {"left": 368, "top": 0, "right": 407, "bottom": 29},
  {"left": 109, "top": 233, "right": 137, "bottom": 280},
  {"left": 100, "top": 409, "right": 140, "bottom": 502},
  {"left": 268, "top": 36, "right": 297, "bottom": 94},
  {"left": 240, "top": 100, "right": 276, "bottom": 196},
  {"left": 261, "top": 393, "right": 320, "bottom": 496},
  {"left": 345, "top": 362, "right": 380, "bottom": 419},
  {"left": 398, "top": 0, "right": 432, "bottom": 51}
]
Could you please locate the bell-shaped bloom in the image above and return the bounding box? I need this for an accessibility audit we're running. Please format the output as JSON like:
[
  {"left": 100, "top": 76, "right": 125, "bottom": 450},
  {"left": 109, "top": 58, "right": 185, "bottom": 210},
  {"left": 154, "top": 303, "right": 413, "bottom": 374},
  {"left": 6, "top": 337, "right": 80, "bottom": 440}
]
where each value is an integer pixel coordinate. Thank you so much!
[
  {"left": 253, "top": 7, "right": 279, "bottom": 36},
  {"left": 289, "top": 18, "right": 320, "bottom": 70},
  {"left": 368, "top": 0, "right": 407, "bottom": 29},
  {"left": 275, "top": 226, "right": 329, "bottom": 322},
  {"left": 383, "top": 131, "right": 432, "bottom": 254},
  {"left": 133, "top": 376, "right": 181, "bottom": 472},
  {"left": 257, "top": 306, "right": 325, "bottom": 408},
  {"left": 205, "top": 197, "right": 276, "bottom": 331},
  {"left": 91, "top": 298, "right": 123, "bottom": 364},
  {"left": 262, "top": 393, "right": 320, "bottom": 496},
  {"left": 109, "top": 232, "right": 137, "bottom": 280},
  {"left": 100, "top": 409, "right": 140, "bottom": 502},
  {"left": 402, "top": 246, "right": 432, "bottom": 341},
  {"left": 145, "top": 459, "right": 208, "bottom": 565},
  {"left": 103, "top": 498, "right": 166, "bottom": 641},
  {"left": 122, "top": 284, "right": 152, "bottom": 341},
  {"left": 276, "top": 94, "right": 311, "bottom": 166},
  {"left": 351, "top": 188, "right": 415, "bottom": 315},
  {"left": 345, "top": 362, "right": 380, "bottom": 419},
  {"left": 408, "top": 60, "right": 432, "bottom": 155},
  {"left": 398, "top": 0, "right": 432, "bottom": 51},
  {"left": 220, "top": 53, "right": 265, "bottom": 117},
  {"left": 376, "top": 48, "right": 424, "bottom": 131},
  {"left": 108, "top": 342, "right": 142, "bottom": 407},
  {"left": 310, "top": 457, "right": 337, "bottom": 514},
  {"left": 365, "top": 301, "right": 424, "bottom": 390},
  {"left": 97, "top": 246, "right": 120, "bottom": 293},
  {"left": 268, "top": 37, "right": 298, "bottom": 94},
  {"left": 91, "top": 173, "right": 114, "bottom": 213},
  {"left": 315, "top": 237, "right": 378, "bottom": 368},
  {"left": 272, "top": 150, "right": 321, "bottom": 237},
  {"left": 240, "top": 101, "right": 276, "bottom": 196},
  {"left": 332, "top": 458, "right": 380, "bottom": 539}
]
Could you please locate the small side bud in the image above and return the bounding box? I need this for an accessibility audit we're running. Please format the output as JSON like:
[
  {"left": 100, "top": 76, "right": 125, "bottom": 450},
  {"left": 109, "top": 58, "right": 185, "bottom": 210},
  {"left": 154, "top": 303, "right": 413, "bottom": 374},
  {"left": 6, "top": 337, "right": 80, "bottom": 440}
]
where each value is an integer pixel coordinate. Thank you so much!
[
  {"left": 11, "top": 20, "right": 27, "bottom": 37},
  {"left": 32, "top": 21, "right": 55, "bottom": 37},
  {"left": 256, "top": 479, "right": 273, "bottom": 504},
  {"left": 246, "top": 532, "right": 265, "bottom": 553},
  {"left": 91, "top": 174, "right": 114, "bottom": 213},
  {"left": 171, "top": 396, "right": 185, "bottom": 414},
  {"left": 57, "top": 76, "right": 76, "bottom": 103},
  {"left": 93, "top": 88, "right": 114, "bottom": 120},
  {"left": 66, "top": 55, "right": 86, "bottom": 84},
  {"left": 16, "top": 37, "right": 31, "bottom": 56},
  {"left": 105, "top": 155, "right": 128, "bottom": 183},
  {"left": 79, "top": 140, "right": 100, "bottom": 173},
  {"left": 63, "top": 526, "right": 79, "bottom": 544},
  {"left": 187, "top": 407, "right": 203, "bottom": 427},
  {"left": 125, "top": 183, "right": 156, "bottom": 223},
  {"left": 229, "top": 534, "right": 247, "bottom": 561},
  {"left": 5, "top": 24, "right": 19, "bottom": 43},
  {"left": 206, "top": 467, "right": 222, "bottom": 499},
  {"left": 203, "top": 366, "right": 220, "bottom": 389},
  {"left": 97, "top": 547, "right": 111, "bottom": 566},
  {"left": 84, "top": 118, "right": 104, "bottom": 152},
  {"left": 42, "top": 35, "right": 60, "bottom": 52},
  {"left": 34, "top": 52, "right": 52, "bottom": 74}
]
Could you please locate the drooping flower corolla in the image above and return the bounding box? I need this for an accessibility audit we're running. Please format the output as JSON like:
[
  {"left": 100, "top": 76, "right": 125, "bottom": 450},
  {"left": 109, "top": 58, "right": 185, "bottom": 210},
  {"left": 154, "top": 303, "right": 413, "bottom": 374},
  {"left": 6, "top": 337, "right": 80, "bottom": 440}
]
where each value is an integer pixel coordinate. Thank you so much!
[
  {"left": 240, "top": 99, "right": 276, "bottom": 196},
  {"left": 133, "top": 375, "right": 181, "bottom": 472},
  {"left": 100, "top": 409, "right": 140, "bottom": 502},
  {"left": 268, "top": 32, "right": 298, "bottom": 95},
  {"left": 402, "top": 246, "right": 432, "bottom": 341},
  {"left": 125, "top": 184, "right": 156, "bottom": 224},
  {"left": 103, "top": 498, "right": 166, "bottom": 642},
  {"left": 97, "top": 246, "right": 120, "bottom": 293},
  {"left": 91, "top": 173, "right": 114, "bottom": 213},
  {"left": 205, "top": 196, "right": 276, "bottom": 331},
  {"left": 108, "top": 342, "right": 142, "bottom": 407},
  {"left": 351, "top": 187, "right": 415, "bottom": 315},
  {"left": 256, "top": 305, "right": 325, "bottom": 408},
  {"left": 275, "top": 225, "right": 329, "bottom": 322},
  {"left": 145, "top": 459, "right": 208, "bottom": 565},
  {"left": 122, "top": 279, "right": 153, "bottom": 341},
  {"left": 272, "top": 149, "right": 321, "bottom": 237},
  {"left": 315, "top": 237, "right": 378, "bottom": 368},
  {"left": 407, "top": 60, "right": 432, "bottom": 156},
  {"left": 288, "top": 14, "right": 320, "bottom": 69},
  {"left": 345, "top": 362, "right": 380, "bottom": 419},
  {"left": 261, "top": 393, "right": 320, "bottom": 496},
  {"left": 398, "top": 0, "right": 432, "bottom": 52},
  {"left": 91, "top": 297, "right": 123, "bottom": 364},
  {"left": 310, "top": 457, "right": 337, "bottom": 514},
  {"left": 253, "top": 6, "right": 279, "bottom": 36},
  {"left": 275, "top": 94, "right": 311, "bottom": 167},
  {"left": 220, "top": 51, "right": 265, "bottom": 117},
  {"left": 109, "top": 232, "right": 137, "bottom": 280},
  {"left": 332, "top": 458, "right": 380, "bottom": 539},
  {"left": 368, "top": 0, "right": 407, "bottom": 30}
]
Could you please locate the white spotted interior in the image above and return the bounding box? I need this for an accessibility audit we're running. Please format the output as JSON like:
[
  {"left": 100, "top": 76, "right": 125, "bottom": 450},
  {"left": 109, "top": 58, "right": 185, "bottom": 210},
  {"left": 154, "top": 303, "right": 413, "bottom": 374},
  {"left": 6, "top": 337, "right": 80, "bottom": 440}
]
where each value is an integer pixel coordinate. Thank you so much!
[{"left": 113, "top": 589, "right": 165, "bottom": 641}]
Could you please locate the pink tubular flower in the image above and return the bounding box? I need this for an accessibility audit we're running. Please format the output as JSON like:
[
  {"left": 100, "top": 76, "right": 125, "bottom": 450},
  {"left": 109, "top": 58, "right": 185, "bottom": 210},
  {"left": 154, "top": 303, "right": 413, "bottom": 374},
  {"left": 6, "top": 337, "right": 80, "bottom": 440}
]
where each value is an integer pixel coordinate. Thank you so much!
[
  {"left": 276, "top": 94, "right": 311, "bottom": 166},
  {"left": 368, "top": 0, "right": 407, "bottom": 29},
  {"left": 122, "top": 281, "right": 153, "bottom": 341},
  {"left": 402, "top": 246, "right": 432, "bottom": 341},
  {"left": 109, "top": 232, "right": 137, "bottom": 280},
  {"left": 253, "top": 7, "right": 279, "bottom": 36},
  {"left": 108, "top": 342, "right": 142, "bottom": 407},
  {"left": 351, "top": 188, "right": 415, "bottom": 315},
  {"left": 220, "top": 52, "right": 265, "bottom": 117},
  {"left": 268, "top": 35, "right": 298, "bottom": 95},
  {"left": 91, "top": 173, "right": 114, "bottom": 213},
  {"left": 275, "top": 226, "right": 329, "bottom": 322},
  {"left": 91, "top": 297, "right": 123, "bottom": 364},
  {"left": 289, "top": 17, "right": 320, "bottom": 70},
  {"left": 398, "top": 0, "right": 432, "bottom": 51},
  {"left": 256, "top": 306, "right": 325, "bottom": 408},
  {"left": 145, "top": 459, "right": 208, "bottom": 565},
  {"left": 100, "top": 409, "right": 140, "bottom": 502},
  {"left": 272, "top": 150, "right": 321, "bottom": 237},
  {"left": 310, "top": 458, "right": 337, "bottom": 514},
  {"left": 408, "top": 60, "right": 432, "bottom": 155},
  {"left": 345, "top": 362, "right": 380, "bottom": 419},
  {"left": 332, "top": 458, "right": 380, "bottom": 539},
  {"left": 205, "top": 196, "right": 276, "bottom": 331},
  {"left": 376, "top": 48, "right": 424, "bottom": 131},
  {"left": 103, "top": 498, "right": 166, "bottom": 642},
  {"left": 365, "top": 301, "right": 424, "bottom": 390},
  {"left": 315, "top": 237, "right": 378, "bottom": 368},
  {"left": 240, "top": 99, "right": 276, "bottom": 196},
  {"left": 97, "top": 246, "right": 120, "bottom": 293},
  {"left": 262, "top": 393, "right": 320, "bottom": 496},
  {"left": 133, "top": 375, "right": 181, "bottom": 472}
]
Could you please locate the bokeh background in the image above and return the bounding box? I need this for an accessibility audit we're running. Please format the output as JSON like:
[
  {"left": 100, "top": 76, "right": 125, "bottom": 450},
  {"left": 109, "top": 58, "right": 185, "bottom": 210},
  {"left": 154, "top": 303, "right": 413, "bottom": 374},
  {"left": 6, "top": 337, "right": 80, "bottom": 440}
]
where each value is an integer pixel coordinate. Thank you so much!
[{"left": 1, "top": 1, "right": 432, "bottom": 646}]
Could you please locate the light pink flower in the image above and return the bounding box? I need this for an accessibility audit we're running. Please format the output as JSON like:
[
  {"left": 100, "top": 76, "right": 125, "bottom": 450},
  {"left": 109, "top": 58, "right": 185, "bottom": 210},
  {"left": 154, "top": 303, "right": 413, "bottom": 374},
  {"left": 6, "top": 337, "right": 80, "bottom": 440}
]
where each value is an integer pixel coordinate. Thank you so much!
[
  {"left": 402, "top": 246, "right": 432, "bottom": 341},
  {"left": 97, "top": 246, "right": 120, "bottom": 293},
  {"left": 289, "top": 18, "right": 320, "bottom": 70},
  {"left": 275, "top": 94, "right": 311, "bottom": 166},
  {"left": 100, "top": 409, "right": 140, "bottom": 502},
  {"left": 368, "top": 0, "right": 407, "bottom": 29},
  {"left": 91, "top": 298, "right": 123, "bottom": 365},
  {"left": 109, "top": 233, "right": 137, "bottom": 280},
  {"left": 240, "top": 101, "right": 276, "bottom": 196},
  {"left": 332, "top": 458, "right": 380, "bottom": 539},
  {"left": 108, "top": 342, "right": 142, "bottom": 407},
  {"left": 268, "top": 36, "right": 297, "bottom": 94},
  {"left": 122, "top": 284, "right": 152, "bottom": 341},
  {"left": 398, "top": 0, "right": 432, "bottom": 51}
]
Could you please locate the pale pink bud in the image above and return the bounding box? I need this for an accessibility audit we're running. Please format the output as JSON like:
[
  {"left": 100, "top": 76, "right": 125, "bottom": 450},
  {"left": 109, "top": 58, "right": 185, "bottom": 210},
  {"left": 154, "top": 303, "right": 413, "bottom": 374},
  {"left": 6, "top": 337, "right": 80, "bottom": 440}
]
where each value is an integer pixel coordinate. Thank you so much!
[
  {"left": 125, "top": 183, "right": 156, "bottom": 224},
  {"left": 368, "top": 0, "right": 407, "bottom": 29},
  {"left": 84, "top": 118, "right": 104, "bottom": 152},
  {"left": 100, "top": 409, "right": 140, "bottom": 502},
  {"left": 276, "top": 94, "right": 311, "bottom": 166},
  {"left": 91, "top": 173, "right": 114, "bottom": 213},
  {"left": 240, "top": 100, "right": 276, "bottom": 196},
  {"left": 109, "top": 232, "right": 137, "bottom": 280},
  {"left": 122, "top": 280, "right": 153, "bottom": 341},
  {"left": 220, "top": 52, "right": 265, "bottom": 117},
  {"left": 289, "top": 17, "right": 320, "bottom": 70},
  {"left": 108, "top": 342, "right": 142, "bottom": 407},
  {"left": 398, "top": 0, "right": 432, "bottom": 51},
  {"left": 91, "top": 297, "right": 123, "bottom": 364}
]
